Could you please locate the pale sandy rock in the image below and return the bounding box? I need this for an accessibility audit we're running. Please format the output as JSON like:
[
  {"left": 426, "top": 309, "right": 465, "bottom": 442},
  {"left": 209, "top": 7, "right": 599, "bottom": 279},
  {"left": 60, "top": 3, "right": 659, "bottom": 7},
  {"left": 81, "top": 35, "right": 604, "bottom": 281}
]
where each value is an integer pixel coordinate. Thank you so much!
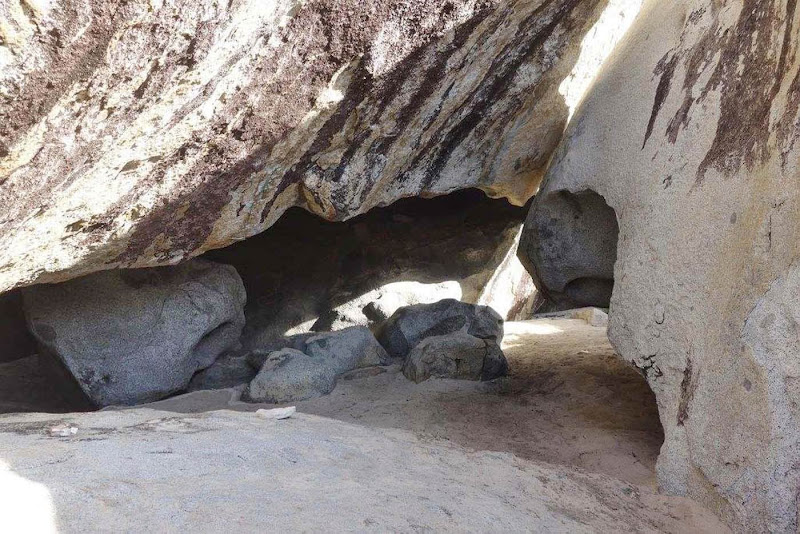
[
  {"left": 0, "top": 0, "right": 641, "bottom": 293},
  {"left": 0, "top": 408, "right": 729, "bottom": 533},
  {"left": 519, "top": 0, "right": 800, "bottom": 530}
]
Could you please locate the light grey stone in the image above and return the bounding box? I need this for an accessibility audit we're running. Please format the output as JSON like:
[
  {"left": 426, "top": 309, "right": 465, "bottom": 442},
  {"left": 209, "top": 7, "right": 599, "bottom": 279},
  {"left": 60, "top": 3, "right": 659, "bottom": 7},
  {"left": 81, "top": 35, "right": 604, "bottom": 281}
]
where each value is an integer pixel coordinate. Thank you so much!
[
  {"left": 244, "top": 349, "right": 337, "bottom": 404},
  {"left": 403, "top": 331, "right": 508, "bottom": 383},
  {"left": 22, "top": 260, "right": 246, "bottom": 407},
  {"left": 246, "top": 327, "right": 388, "bottom": 375}
]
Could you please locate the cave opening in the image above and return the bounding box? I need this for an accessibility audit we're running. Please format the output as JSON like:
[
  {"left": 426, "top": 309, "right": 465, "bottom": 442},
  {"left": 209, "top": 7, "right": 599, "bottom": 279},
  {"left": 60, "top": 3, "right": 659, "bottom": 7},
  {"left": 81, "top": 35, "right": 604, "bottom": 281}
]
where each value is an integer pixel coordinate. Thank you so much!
[{"left": 0, "top": 188, "right": 663, "bottom": 488}]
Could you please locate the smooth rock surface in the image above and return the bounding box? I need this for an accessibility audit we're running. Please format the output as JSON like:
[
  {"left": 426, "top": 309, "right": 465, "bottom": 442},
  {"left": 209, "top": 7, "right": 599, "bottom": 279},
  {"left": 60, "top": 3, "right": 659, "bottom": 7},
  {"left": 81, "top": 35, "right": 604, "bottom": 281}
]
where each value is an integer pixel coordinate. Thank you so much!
[
  {"left": 520, "top": 190, "right": 618, "bottom": 309},
  {"left": 22, "top": 260, "right": 246, "bottom": 407},
  {"left": 403, "top": 331, "right": 508, "bottom": 383},
  {"left": 519, "top": 0, "right": 800, "bottom": 530},
  {"left": 0, "top": 0, "right": 642, "bottom": 293},
  {"left": 377, "top": 299, "right": 504, "bottom": 359},
  {"left": 0, "top": 407, "right": 728, "bottom": 533},
  {"left": 244, "top": 348, "right": 337, "bottom": 403}
]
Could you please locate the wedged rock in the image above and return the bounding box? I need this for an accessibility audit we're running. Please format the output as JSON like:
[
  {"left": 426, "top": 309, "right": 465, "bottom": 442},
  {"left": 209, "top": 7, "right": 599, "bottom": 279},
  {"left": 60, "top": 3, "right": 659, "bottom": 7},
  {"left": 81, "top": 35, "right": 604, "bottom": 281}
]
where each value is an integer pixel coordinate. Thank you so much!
[
  {"left": 0, "top": 0, "right": 642, "bottom": 293},
  {"left": 403, "top": 331, "right": 508, "bottom": 383},
  {"left": 188, "top": 351, "right": 255, "bottom": 391},
  {"left": 243, "top": 349, "right": 337, "bottom": 403},
  {"left": 242, "top": 327, "right": 388, "bottom": 402},
  {"left": 519, "top": 0, "right": 800, "bottom": 530},
  {"left": 520, "top": 190, "right": 618, "bottom": 309},
  {"left": 22, "top": 260, "right": 246, "bottom": 406},
  {"left": 377, "top": 299, "right": 504, "bottom": 359}
]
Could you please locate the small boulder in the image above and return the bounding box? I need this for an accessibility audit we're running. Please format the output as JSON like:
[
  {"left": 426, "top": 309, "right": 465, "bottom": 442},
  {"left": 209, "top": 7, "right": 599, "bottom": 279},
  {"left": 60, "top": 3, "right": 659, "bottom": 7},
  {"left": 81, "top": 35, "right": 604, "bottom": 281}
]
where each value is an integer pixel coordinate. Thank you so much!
[
  {"left": 241, "top": 326, "right": 389, "bottom": 402},
  {"left": 377, "top": 299, "right": 504, "bottom": 359},
  {"left": 244, "top": 349, "right": 337, "bottom": 403},
  {"left": 403, "top": 331, "right": 508, "bottom": 383},
  {"left": 22, "top": 260, "right": 246, "bottom": 406},
  {"left": 247, "top": 326, "right": 389, "bottom": 374}
]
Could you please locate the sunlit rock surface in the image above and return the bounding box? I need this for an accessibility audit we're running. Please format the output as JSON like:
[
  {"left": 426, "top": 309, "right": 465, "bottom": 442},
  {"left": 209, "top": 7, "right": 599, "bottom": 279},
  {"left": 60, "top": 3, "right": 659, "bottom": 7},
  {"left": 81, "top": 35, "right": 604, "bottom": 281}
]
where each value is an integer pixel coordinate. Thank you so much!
[
  {"left": 520, "top": 0, "right": 800, "bottom": 531},
  {"left": 0, "top": 0, "right": 640, "bottom": 293},
  {"left": 0, "top": 408, "right": 727, "bottom": 532}
]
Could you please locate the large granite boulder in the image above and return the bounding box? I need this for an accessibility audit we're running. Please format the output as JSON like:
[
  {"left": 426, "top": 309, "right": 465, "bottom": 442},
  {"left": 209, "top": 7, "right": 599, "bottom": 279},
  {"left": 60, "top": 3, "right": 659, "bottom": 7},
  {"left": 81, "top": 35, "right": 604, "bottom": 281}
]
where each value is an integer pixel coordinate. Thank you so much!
[
  {"left": 23, "top": 260, "right": 246, "bottom": 406},
  {"left": 519, "top": 0, "right": 800, "bottom": 530},
  {"left": 0, "top": 0, "right": 641, "bottom": 293}
]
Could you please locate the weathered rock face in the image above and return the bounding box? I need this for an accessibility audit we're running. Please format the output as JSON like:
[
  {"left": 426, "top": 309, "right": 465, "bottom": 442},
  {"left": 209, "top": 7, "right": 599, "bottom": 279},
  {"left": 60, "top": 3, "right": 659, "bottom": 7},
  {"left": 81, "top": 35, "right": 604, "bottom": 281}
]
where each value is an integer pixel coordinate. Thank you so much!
[
  {"left": 0, "top": 0, "right": 638, "bottom": 293},
  {"left": 520, "top": 0, "right": 800, "bottom": 531},
  {"left": 23, "top": 260, "right": 246, "bottom": 406}
]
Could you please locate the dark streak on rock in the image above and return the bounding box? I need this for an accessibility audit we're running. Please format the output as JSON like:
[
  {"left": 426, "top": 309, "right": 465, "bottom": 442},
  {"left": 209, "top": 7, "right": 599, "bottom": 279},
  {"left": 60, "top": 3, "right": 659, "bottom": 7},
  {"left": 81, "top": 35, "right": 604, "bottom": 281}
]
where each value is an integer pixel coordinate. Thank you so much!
[
  {"left": 647, "top": 1, "right": 799, "bottom": 184},
  {"left": 677, "top": 357, "right": 694, "bottom": 426},
  {"left": 411, "top": 0, "right": 582, "bottom": 190},
  {"left": 133, "top": 60, "right": 159, "bottom": 100},
  {"left": 643, "top": 54, "right": 677, "bottom": 149}
]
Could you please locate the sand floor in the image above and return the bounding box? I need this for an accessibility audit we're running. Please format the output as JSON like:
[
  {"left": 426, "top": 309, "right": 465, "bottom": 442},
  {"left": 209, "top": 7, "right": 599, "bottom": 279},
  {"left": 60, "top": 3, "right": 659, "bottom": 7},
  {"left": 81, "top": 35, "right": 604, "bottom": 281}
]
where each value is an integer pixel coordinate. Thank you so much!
[{"left": 145, "top": 319, "right": 663, "bottom": 487}]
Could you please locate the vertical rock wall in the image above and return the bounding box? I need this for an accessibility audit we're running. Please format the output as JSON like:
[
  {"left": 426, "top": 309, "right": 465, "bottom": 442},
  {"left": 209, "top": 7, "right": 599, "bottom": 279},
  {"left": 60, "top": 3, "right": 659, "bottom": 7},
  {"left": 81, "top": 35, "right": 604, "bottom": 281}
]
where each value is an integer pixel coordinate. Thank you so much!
[{"left": 520, "top": 0, "right": 800, "bottom": 531}]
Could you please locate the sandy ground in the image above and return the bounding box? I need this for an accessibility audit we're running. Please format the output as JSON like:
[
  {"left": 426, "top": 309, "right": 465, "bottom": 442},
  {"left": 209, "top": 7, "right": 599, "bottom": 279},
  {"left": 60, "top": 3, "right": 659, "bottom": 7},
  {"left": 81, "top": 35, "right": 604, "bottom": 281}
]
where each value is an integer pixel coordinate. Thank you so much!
[
  {"left": 147, "top": 319, "right": 663, "bottom": 487},
  {"left": 0, "top": 318, "right": 727, "bottom": 531}
]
